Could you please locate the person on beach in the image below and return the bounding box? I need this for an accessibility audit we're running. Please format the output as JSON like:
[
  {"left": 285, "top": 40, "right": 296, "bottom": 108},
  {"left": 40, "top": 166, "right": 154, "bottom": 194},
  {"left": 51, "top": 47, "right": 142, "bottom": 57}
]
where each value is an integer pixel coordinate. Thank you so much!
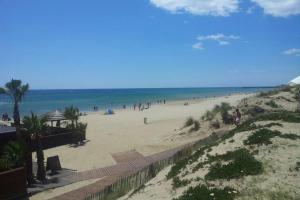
[
  {"left": 138, "top": 103, "right": 142, "bottom": 111},
  {"left": 134, "top": 104, "right": 136, "bottom": 110},
  {"left": 163, "top": 99, "right": 166, "bottom": 104},
  {"left": 234, "top": 109, "right": 241, "bottom": 126}
]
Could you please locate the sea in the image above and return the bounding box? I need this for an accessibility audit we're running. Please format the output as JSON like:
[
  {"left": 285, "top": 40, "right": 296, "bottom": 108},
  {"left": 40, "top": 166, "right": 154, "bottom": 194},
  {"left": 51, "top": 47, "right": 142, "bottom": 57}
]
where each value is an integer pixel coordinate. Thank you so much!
[{"left": 0, "top": 87, "right": 272, "bottom": 117}]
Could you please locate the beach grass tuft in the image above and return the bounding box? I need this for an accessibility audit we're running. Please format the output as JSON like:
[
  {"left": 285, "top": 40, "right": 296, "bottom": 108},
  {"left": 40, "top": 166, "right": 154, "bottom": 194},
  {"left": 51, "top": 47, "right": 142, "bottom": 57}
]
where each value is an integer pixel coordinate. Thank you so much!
[
  {"left": 173, "top": 185, "right": 237, "bottom": 200},
  {"left": 205, "top": 148, "right": 263, "bottom": 180},
  {"left": 265, "top": 100, "right": 279, "bottom": 108}
]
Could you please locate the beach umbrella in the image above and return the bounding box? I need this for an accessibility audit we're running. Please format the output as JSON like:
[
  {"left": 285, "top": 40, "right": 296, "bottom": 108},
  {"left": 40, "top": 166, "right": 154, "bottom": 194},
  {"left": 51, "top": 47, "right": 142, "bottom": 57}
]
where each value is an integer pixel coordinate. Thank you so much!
[{"left": 41, "top": 110, "right": 66, "bottom": 127}]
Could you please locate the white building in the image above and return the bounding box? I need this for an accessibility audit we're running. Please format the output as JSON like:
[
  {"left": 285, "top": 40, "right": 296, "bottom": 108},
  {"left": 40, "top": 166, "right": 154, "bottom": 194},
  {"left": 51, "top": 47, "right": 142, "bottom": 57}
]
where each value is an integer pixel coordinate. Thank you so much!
[{"left": 288, "top": 76, "right": 300, "bottom": 86}]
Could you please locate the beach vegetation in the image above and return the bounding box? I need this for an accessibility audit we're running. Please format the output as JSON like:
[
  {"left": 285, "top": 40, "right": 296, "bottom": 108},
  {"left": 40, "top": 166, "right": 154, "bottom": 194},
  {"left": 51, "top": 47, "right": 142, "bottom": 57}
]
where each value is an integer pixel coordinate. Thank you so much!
[
  {"left": 258, "top": 89, "right": 280, "bottom": 97},
  {"left": 167, "top": 146, "right": 207, "bottom": 179},
  {"left": 244, "top": 106, "right": 265, "bottom": 117},
  {"left": 221, "top": 110, "right": 234, "bottom": 124},
  {"left": 265, "top": 100, "right": 279, "bottom": 108},
  {"left": 189, "top": 120, "right": 200, "bottom": 132},
  {"left": 244, "top": 128, "right": 300, "bottom": 146},
  {"left": 0, "top": 141, "right": 25, "bottom": 172},
  {"left": 0, "top": 79, "right": 29, "bottom": 126},
  {"left": 23, "top": 112, "right": 48, "bottom": 181},
  {"left": 202, "top": 111, "right": 214, "bottom": 121},
  {"left": 205, "top": 148, "right": 263, "bottom": 180},
  {"left": 64, "top": 106, "right": 80, "bottom": 128},
  {"left": 202, "top": 103, "right": 232, "bottom": 121},
  {"left": 172, "top": 176, "right": 191, "bottom": 189},
  {"left": 210, "top": 120, "right": 220, "bottom": 129},
  {"left": 173, "top": 185, "right": 237, "bottom": 200},
  {"left": 184, "top": 117, "right": 194, "bottom": 127},
  {"left": 64, "top": 106, "right": 87, "bottom": 143}
]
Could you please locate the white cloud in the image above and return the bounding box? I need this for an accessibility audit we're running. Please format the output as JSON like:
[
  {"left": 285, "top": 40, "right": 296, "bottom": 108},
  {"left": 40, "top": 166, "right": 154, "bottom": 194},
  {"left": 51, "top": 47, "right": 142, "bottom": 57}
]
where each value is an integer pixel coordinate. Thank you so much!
[
  {"left": 150, "top": 0, "right": 239, "bottom": 16},
  {"left": 197, "top": 33, "right": 240, "bottom": 45},
  {"left": 192, "top": 42, "right": 204, "bottom": 50},
  {"left": 283, "top": 48, "right": 300, "bottom": 56},
  {"left": 251, "top": 0, "right": 300, "bottom": 17},
  {"left": 246, "top": 6, "right": 256, "bottom": 14},
  {"left": 192, "top": 33, "right": 240, "bottom": 50}
]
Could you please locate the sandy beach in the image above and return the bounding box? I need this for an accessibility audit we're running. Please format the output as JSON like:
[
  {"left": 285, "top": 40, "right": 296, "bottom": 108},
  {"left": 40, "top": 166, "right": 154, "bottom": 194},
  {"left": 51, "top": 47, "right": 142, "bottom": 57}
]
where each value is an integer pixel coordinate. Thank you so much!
[{"left": 39, "top": 93, "right": 252, "bottom": 172}]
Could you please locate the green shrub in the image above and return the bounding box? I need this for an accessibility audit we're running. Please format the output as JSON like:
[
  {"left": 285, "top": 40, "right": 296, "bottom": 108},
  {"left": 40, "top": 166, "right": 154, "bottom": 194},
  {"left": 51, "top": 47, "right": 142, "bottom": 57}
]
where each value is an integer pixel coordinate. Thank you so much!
[
  {"left": 189, "top": 121, "right": 200, "bottom": 132},
  {"left": 184, "top": 117, "right": 194, "bottom": 127},
  {"left": 220, "top": 102, "right": 232, "bottom": 113},
  {"left": 258, "top": 89, "right": 279, "bottom": 97},
  {"left": 244, "top": 106, "right": 266, "bottom": 117},
  {"left": 0, "top": 158, "right": 12, "bottom": 172},
  {"left": 172, "top": 176, "right": 191, "bottom": 189},
  {"left": 2, "top": 141, "right": 25, "bottom": 167},
  {"left": 265, "top": 100, "right": 279, "bottom": 108},
  {"left": 205, "top": 148, "right": 263, "bottom": 180},
  {"left": 222, "top": 111, "right": 234, "bottom": 125},
  {"left": 202, "top": 111, "right": 214, "bottom": 121},
  {"left": 244, "top": 128, "right": 300, "bottom": 146},
  {"left": 279, "top": 133, "right": 300, "bottom": 140},
  {"left": 173, "top": 185, "right": 237, "bottom": 200},
  {"left": 244, "top": 128, "right": 281, "bottom": 146},
  {"left": 255, "top": 111, "right": 300, "bottom": 123},
  {"left": 210, "top": 120, "right": 220, "bottom": 129},
  {"left": 167, "top": 146, "right": 207, "bottom": 179}
]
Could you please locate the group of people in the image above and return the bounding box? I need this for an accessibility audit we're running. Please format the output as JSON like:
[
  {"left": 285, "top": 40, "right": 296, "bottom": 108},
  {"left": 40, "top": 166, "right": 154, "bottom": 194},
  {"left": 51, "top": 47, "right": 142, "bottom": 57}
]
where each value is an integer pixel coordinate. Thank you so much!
[
  {"left": 1, "top": 113, "right": 11, "bottom": 121},
  {"left": 133, "top": 99, "right": 166, "bottom": 111},
  {"left": 134, "top": 102, "right": 151, "bottom": 111}
]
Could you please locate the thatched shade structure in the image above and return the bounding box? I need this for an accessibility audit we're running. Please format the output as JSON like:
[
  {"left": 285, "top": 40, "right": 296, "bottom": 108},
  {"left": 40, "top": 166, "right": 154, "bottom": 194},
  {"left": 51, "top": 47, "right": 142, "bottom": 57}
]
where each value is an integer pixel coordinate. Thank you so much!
[{"left": 41, "top": 110, "right": 66, "bottom": 127}]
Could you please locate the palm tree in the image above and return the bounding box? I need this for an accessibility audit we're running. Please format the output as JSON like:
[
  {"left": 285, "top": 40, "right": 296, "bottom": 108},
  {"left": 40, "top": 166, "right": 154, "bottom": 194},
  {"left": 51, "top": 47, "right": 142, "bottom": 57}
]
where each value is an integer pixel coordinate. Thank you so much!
[
  {"left": 64, "top": 106, "right": 79, "bottom": 128},
  {"left": 0, "top": 79, "right": 29, "bottom": 126},
  {"left": 23, "top": 112, "right": 48, "bottom": 181}
]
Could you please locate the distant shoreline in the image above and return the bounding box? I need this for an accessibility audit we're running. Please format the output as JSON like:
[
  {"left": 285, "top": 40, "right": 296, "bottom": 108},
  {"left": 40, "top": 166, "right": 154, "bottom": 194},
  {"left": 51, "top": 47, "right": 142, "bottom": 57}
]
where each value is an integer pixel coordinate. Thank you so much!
[{"left": 0, "top": 87, "right": 270, "bottom": 117}]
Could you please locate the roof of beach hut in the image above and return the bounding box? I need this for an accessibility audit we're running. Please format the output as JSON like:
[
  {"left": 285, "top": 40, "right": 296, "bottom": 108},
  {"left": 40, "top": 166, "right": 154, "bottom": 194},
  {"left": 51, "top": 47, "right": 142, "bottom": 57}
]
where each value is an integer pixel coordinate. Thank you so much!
[
  {"left": 42, "top": 110, "right": 66, "bottom": 121},
  {"left": 288, "top": 76, "right": 300, "bottom": 86}
]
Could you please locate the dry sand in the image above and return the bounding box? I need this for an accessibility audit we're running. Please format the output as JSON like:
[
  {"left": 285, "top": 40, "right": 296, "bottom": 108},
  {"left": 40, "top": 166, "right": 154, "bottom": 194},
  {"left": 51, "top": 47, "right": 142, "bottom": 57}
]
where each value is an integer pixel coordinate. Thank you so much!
[
  {"left": 29, "top": 93, "right": 252, "bottom": 200},
  {"left": 40, "top": 93, "right": 252, "bottom": 172}
]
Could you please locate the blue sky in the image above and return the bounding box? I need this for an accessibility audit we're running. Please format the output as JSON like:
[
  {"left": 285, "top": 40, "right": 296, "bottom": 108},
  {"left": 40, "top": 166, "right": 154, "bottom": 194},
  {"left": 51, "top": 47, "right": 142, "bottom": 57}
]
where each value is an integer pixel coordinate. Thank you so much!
[{"left": 0, "top": 0, "right": 299, "bottom": 89}]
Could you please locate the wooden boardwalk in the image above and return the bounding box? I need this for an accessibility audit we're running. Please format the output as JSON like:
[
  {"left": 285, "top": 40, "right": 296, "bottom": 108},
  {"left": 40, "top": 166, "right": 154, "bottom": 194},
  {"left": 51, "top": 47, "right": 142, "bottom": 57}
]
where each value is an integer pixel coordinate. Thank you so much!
[{"left": 49, "top": 146, "right": 184, "bottom": 200}]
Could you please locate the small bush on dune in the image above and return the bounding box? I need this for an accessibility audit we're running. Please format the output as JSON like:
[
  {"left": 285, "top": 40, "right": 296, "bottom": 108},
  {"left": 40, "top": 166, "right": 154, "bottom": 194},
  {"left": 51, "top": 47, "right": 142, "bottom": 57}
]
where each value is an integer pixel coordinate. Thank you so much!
[
  {"left": 243, "top": 106, "right": 265, "bottom": 117},
  {"left": 210, "top": 120, "right": 220, "bottom": 129},
  {"left": 189, "top": 121, "right": 200, "bottom": 132},
  {"left": 173, "top": 185, "right": 237, "bottom": 200},
  {"left": 265, "top": 100, "right": 279, "bottom": 108},
  {"left": 167, "top": 146, "right": 207, "bottom": 179},
  {"left": 258, "top": 89, "right": 280, "bottom": 97},
  {"left": 172, "top": 176, "right": 191, "bottom": 189},
  {"left": 244, "top": 128, "right": 281, "bottom": 146},
  {"left": 205, "top": 149, "right": 263, "bottom": 180},
  {"left": 244, "top": 128, "right": 300, "bottom": 146},
  {"left": 202, "top": 111, "right": 214, "bottom": 121},
  {"left": 222, "top": 111, "right": 234, "bottom": 125},
  {"left": 256, "top": 111, "right": 300, "bottom": 123},
  {"left": 220, "top": 102, "right": 232, "bottom": 113},
  {"left": 184, "top": 117, "right": 194, "bottom": 128}
]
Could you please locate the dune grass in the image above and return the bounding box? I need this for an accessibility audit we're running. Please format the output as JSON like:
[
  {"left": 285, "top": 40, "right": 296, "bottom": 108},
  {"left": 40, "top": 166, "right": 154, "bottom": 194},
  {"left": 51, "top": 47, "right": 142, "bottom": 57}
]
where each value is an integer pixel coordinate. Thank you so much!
[
  {"left": 244, "top": 128, "right": 300, "bottom": 146},
  {"left": 205, "top": 148, "right": 263, "bottom": 180},
  {"left": 172, "top": 176, "right": 191, "bottom": 189},
  {"left": 173, "top": 185, "right": 237, "bottom": 200},
  {"left": 265, "top": 100, "right": 279, "bottom": 108},
  {"left": 183, "top": 117, "right": 194, "bottom": 128}
]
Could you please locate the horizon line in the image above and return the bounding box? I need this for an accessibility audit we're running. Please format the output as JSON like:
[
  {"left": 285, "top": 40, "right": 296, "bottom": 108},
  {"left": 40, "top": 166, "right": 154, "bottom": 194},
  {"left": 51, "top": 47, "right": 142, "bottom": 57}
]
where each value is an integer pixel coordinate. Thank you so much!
[{"left": 27, "top": 86, "right": 277, "bottom": 90}]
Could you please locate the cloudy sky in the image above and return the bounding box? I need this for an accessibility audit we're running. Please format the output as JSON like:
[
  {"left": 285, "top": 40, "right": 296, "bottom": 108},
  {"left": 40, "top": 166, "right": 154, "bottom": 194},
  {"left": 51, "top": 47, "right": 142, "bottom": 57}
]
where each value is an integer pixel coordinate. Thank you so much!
[{"left": 0, "top": 0, "right": 299, "bottom": 89}]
